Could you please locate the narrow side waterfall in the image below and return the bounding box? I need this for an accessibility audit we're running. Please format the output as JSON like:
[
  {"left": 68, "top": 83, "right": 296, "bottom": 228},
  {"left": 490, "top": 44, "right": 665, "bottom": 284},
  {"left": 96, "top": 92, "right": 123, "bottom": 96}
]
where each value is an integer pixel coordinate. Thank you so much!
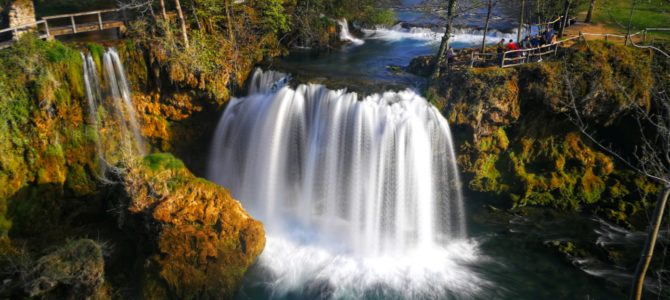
[
  {"left": 82, "top": 48, "right": 146, "bottom": 164},
  {"left": 102, "top": 49, "right": 146, "bottom": 156},
  {"left": 337, "top": 18, "right": 364, "bottom": 45},
  {"left": 81, "top": 52, "right": 106, "bottom": 176},
  {"left": 209, "top": 69, "right": 484, "bottom": 298}
]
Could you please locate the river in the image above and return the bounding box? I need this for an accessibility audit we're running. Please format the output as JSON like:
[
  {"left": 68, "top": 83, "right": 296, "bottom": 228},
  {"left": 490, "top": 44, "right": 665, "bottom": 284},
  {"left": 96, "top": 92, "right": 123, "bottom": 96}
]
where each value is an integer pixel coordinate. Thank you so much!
[{"left": 206, "top": 3, "right": 655, "bottom": 300}]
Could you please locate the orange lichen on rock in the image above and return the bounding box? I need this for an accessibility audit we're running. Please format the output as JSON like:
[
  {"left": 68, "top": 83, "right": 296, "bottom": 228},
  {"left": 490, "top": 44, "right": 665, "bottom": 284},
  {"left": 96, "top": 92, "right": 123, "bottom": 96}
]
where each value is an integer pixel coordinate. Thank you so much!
[{"left": 122, "top": 153, "right": 265, "bottom": 299}]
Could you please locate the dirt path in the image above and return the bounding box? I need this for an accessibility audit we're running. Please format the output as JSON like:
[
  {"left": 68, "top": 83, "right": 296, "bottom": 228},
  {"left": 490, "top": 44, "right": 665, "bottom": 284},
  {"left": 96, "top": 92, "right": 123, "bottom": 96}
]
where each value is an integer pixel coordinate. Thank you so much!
[{"left": 563, "top": 21, "right": 647, "bottom": 44}]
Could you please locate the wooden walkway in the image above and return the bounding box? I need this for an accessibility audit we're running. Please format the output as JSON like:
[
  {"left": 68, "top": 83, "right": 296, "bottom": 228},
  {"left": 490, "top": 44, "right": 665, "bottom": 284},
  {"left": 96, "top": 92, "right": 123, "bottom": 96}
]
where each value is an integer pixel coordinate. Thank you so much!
[
  {"left": 470, "top": 28, "right": 670, "bottom": 68},
  {"left": 0, "top": 8, "right": 127, "bottom": 50}
]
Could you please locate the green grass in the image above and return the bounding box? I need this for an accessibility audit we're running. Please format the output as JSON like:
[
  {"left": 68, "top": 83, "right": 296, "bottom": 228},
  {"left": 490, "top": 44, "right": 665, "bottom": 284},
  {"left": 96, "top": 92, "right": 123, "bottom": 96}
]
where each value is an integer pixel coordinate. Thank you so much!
[
  {"left": 143, "top": 153, "right": 186, "bottom": 172},
  {"left": 592, "top": 0, "right": 670, "bottom": 40}
]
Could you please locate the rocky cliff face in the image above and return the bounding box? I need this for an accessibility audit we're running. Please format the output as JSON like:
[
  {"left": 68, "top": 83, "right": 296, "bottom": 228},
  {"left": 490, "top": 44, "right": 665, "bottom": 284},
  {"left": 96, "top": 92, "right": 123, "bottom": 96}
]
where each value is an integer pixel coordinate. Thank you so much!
[
  {"left": 0, "top": 35, "right": 266, "bottom": 299},
  {"left": 118, "top": 153, "right": 265, "bottom": 299},
  {"left": 427, "top": 41, "right": 660, "bottom": 228}
]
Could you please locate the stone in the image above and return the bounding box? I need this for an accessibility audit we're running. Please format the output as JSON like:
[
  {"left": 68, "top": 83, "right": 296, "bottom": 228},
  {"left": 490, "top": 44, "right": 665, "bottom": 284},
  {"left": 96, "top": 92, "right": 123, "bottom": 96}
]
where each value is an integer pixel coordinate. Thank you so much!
[{"left": 8, "top": 0, "right": 36, "bottom": 38}]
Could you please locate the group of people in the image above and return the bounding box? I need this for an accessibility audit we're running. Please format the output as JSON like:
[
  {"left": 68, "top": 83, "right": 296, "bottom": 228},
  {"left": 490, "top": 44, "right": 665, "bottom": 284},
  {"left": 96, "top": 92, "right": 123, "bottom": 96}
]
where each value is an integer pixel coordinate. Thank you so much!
[{"left": 495, "top": 27, "right": 558, "bottom": 64}]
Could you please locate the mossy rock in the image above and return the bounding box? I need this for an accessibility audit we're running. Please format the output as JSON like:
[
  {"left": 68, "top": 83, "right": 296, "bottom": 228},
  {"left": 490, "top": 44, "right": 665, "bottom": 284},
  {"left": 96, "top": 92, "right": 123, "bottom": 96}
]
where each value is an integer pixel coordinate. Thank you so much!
[
  {"left": 121, "top": 153, "right": 265, "bottom": 299},
  {"left": 22, "top": 239, "right": 107, "bottom": 299}
]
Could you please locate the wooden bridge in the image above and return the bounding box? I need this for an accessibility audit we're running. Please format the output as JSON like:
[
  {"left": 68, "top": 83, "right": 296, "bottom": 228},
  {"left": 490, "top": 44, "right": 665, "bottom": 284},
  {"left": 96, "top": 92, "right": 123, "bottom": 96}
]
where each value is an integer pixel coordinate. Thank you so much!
[{"left": 0, "top": 8, "right": 127, "bottom": 50}]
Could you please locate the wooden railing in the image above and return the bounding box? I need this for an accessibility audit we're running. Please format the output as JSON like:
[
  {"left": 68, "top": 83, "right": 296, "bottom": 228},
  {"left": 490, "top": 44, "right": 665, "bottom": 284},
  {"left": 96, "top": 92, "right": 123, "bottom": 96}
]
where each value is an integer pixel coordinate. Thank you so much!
[
  {"left": 470, "top": 28, "right": 670, "bottom": 68},
  {"left": 42, "top": 8, "right": 125, "bottom": 35},
  {"left": 0, "top": 8, "right": 127, "bottom": 50},
  {"left": 0, "top": 20, "right": 49, "bottom": 39}
]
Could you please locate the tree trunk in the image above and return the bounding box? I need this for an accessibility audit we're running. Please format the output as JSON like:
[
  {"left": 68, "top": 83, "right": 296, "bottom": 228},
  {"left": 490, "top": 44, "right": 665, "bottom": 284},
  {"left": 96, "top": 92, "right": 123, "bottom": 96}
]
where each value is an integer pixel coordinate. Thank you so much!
[
  {"left": 481, "top": 0, "right": 493, "bottom": 53},
  {"left": 190, "top": 0, "right": 202, "bottom": 30},
  {"left": 625, "top": 0, "right": 637, "bottom": 46},
  {"left": 431, "top": 0, "right": 457, "bottom": 80},
  {"left": 225, "top": 0, "right": 236, "bottom": 44},
  {"left": 629, "top": 186, "right": 670, "bottom": 300},
  {"left": 159, "top": 0, "right": 167, "bottom": 20},
  {"left": 558, "top": 0, "right": 571, "bottom": 38},
  {"left": 585, "top": 0, "right": 596, "bottom": 23},
  {"left": 517, "top": 0, "right": 525, "bottom": 43},
  {"left": 174, "top": 0, "right": 189, "bottom": 48}
]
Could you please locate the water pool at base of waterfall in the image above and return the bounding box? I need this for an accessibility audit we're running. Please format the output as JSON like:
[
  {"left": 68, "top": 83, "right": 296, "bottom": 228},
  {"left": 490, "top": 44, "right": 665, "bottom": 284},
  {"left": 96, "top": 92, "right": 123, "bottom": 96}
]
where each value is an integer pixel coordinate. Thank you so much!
[
  {"left": 234, "top": 193, "right": 636, "bottom": 299},
  {"left": 208, "top": 71, "right": 634, "bottom": 300},
  {"left": 206, "top": 6, "right": 649, "bottom": 299}
]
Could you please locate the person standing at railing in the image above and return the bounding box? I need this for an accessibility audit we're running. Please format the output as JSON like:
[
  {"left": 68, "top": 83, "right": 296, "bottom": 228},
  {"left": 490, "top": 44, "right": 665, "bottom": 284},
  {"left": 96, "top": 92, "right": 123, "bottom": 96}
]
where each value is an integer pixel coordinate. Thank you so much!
[
  {"left": 507, "top": 39, "right": 520, "bottom": 63},
  {"left": 447, "top": 47, "right": 456, "bottom": 64},
  {"left": 544, "top": 26, "right": 554, "bottom": 46},
  {"left": 496, "top": 39, "right": 506, "bottom": 64},
  {"left": 521, "top": 36, "right": 532, "bottom": 63},
  {"left": 531, "top": 35, "right": 540, "bottom": 48},
  {"left": 521, "top": 36, "right": 532, "bottom": 49},
  {"left": 507, "top": 39, "right": 518, "bottom": 51}
]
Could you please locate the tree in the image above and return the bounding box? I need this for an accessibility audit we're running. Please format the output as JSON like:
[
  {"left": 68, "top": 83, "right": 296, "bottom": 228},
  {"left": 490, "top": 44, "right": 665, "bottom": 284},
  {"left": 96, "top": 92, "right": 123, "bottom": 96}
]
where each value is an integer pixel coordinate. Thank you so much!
[
  {"left": 431, "top": 0, "right": 457, "bottom": 79},
  {"left": 517, "top": 0, "right": 525, "bottom": 43},
  {"left": 174, "top": 0, "right": 189, "bottom": 47},
  {"left": 481, "top": 0, "right": 497, "bottom": 52},
  {"left": 563, "top": 42, "right": 670, "bottom": 300},
  {"left": 558, "top": 0, "right": 571, "bottom": 38},
  {"left": 584, "top": 0, "right": 596, "bottom": 23},
  {"left": 159, "top": 0, "right": 167, "bottom": 20},
  {"left": 625, "top": 0, "right": 638, "bottom": 46}
]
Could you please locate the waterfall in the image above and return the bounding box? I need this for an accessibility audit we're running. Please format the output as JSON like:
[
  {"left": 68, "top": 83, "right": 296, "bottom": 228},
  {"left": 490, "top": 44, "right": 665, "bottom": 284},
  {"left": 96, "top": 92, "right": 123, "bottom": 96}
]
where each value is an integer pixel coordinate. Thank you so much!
[
  {"left": 81, "top": 52, "right": 106, "bottom": 176},
  {"left": 102, "top": 48, "right": 146, "bottom": 156},
  {"left": 337, "top": 18, "right": 364, "bottom": 45},
  {"left": 247, "top": 68, "right": 291, "bottom": 94},
  {"left": 81, "top": 48, "right": 146, "bottom": 166},
  {"left": 208, "top": 69, "right": 482, "bottom": 297},
  {"left": 363, "top": 24, "right": 524, "bottom": 45}
]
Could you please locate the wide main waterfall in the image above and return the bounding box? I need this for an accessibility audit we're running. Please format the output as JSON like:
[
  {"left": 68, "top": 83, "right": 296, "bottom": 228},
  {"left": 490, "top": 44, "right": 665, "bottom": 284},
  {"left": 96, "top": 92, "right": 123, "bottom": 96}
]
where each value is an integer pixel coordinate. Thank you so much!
[{"left": 209, "top": 69, "right": 485, "bottom": 298}]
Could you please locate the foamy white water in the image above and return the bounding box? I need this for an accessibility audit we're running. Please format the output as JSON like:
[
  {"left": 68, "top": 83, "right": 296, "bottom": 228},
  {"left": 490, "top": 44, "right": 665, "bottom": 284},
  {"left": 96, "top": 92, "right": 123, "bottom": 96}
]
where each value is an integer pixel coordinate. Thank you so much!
[
  {"left": 82, "top": 48, "right": 146, "bottom": 163},
  {"left": 363, "top": 23, "right": 522, "bottom": 46},
  {"left": 209, "top": 69, "right": 484, "bottom": 298},
  {"left": 103, "top": 49, "right": 146, "bottom": 156},
  {"left": 338, "top": 18, "right": 365, "bottom": 45}
]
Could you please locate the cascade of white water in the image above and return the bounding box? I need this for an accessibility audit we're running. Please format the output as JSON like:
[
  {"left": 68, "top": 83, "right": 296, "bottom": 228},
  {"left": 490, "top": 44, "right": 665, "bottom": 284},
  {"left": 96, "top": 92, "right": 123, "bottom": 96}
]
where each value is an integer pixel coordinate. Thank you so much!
[
  {"left": 337, "top": 18, "right": 364, "bottom": 45},
  {"left": 102, "top": 48, "right": 146, "bottom": 156},
  {"left": 248, "top": 68, "right": 291, "bottom": 94},
  {"left": 81, "top": 52, "right": 106, "bottom": 176},
  {"left": 208, "top": 69, "right": 484, "bottom": 297},
  {"left": 209, "top": 68, "right": 466, "bottom": 257},
  {"left": 363, "top": 24, "right": 524, "bottom": 46}
]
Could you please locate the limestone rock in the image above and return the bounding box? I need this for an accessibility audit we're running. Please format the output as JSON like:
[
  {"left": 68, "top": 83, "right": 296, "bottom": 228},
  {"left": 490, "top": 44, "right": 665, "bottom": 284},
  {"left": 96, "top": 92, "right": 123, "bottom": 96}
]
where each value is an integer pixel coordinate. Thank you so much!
[
  {"left": 8, "top": 0, "right": 35, "bottom": 38},
  {"left": 22, "top": 239, "right": 107, "bottom": 299},
  {"left": 120, "top": 153, "right": 265, "bottom": 299}
]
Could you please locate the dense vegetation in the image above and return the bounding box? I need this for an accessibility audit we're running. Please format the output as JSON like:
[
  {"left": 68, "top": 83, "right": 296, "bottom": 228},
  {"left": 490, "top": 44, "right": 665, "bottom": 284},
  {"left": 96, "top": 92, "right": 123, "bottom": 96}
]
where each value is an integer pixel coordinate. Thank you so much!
[{"left": 429, "top": 41, "right": 662, "bottom": 229}]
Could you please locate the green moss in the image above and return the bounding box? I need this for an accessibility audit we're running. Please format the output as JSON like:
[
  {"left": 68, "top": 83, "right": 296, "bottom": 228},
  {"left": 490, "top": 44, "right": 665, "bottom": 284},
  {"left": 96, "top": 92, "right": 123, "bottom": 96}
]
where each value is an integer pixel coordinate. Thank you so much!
[
  {"left": 544, "top": 240, "right": 588, "bottom": 259},
  {"left": 143, "top": 153, "right": 186, "bottom": 172}
]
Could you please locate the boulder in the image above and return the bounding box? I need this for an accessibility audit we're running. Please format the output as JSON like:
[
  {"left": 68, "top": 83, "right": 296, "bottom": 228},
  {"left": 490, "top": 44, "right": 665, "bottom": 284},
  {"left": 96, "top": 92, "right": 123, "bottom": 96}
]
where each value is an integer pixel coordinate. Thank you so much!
[{"left": 120, "top": 153, "right": 265, "bottom": 299}]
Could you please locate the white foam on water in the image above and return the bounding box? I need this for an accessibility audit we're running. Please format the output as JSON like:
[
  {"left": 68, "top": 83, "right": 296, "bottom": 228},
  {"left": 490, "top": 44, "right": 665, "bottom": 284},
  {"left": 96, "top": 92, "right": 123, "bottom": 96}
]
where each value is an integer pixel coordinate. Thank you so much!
[
  {"left": 338, "top": 18, "right": 365, "bottom": 45},
  {"left": 209, "top": 69, "right": 485, "bottom": 298},
  {"left": 362, "top": 23, "right": 522, "bottom": 46}
]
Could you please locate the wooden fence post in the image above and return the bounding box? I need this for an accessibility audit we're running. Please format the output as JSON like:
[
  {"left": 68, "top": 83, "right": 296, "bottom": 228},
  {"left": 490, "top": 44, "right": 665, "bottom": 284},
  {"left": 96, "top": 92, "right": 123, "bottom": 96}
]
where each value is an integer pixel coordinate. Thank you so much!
[
  {"left": 44, "top": 21, "right": 50, "bottom": 39},
  {"left": 501, "top": 52, "right": 505, "bottom": 68},
  {"left": 98, "top": 12, "right": 104, "bottom": 30},
  {"left": 71, "top": 16, "right": 77, "bottom": 33}
]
